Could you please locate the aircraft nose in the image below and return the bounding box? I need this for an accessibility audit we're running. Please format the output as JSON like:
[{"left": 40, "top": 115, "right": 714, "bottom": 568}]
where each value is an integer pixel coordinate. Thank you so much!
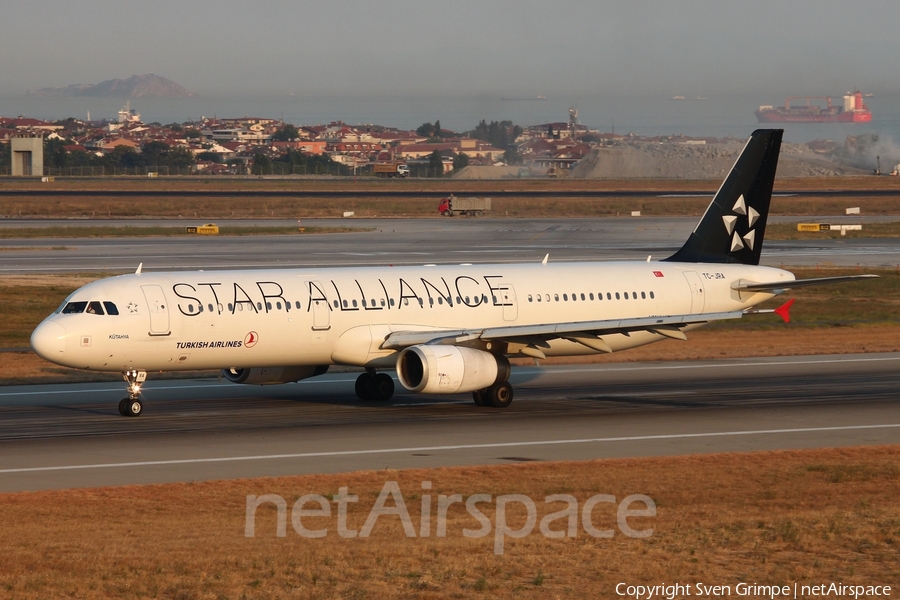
[{"left": 31, "top": 321, "right": 67, "bottom": 359}]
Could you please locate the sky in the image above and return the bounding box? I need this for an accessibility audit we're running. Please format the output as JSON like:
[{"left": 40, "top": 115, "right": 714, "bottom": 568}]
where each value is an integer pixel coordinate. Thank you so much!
[{"left": 2, "top": 0, "right": 899, "bottom": 98}]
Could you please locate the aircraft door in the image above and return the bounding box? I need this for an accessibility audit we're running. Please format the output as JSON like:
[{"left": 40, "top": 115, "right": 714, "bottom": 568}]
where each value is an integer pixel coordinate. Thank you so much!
[
  {"left": 501, "top": 283, "right": 518, "bottom": 321},
  {"left": 683, "top": 271, "right": 705, "bottom": 314},
  {"left": 141, "top": 285, "right": 171, "bottom": 335},
  {"left": 306, "top": 280, "right": 331, "bottom": 331}
]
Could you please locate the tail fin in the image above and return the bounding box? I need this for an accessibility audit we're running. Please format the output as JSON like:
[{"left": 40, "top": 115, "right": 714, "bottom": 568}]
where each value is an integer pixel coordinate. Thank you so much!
[{"left": 664, "top": 129, "right": 782, "bottom": 265}]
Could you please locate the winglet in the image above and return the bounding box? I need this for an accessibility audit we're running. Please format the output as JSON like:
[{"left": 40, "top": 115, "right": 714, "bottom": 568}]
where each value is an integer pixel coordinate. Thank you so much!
[
  {"left": 135, "top": 262, "right": 143, "bottom": 274},
  {"left": 542, "top": 254, "right": 549, "bottom": 265},
  {"left": 774, "top": 298, "right": 795, "bottom": 323}
]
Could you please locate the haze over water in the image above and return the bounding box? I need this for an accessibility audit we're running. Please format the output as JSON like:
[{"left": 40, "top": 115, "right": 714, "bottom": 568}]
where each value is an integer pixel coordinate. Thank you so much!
[{"left": 3, "top": 92, "right": 900, "bottom": 146}]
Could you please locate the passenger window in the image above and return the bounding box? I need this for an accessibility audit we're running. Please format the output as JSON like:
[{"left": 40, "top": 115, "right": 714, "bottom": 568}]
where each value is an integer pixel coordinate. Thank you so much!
[
  {"left": 103, "top": 301, "right": 119, "bottom": 315},
  {"left": 371, "top": 299, "right": 376, "bottom": 307},
  {"left": 295, "top": 301, "right": 301, "bottom": 309},
  {"left": 589, "top": 293, "right": 594, "bottom": 300},
  {"left": 650, "top": 291, "right": 655, "bottom": 299},
  {"left": 208, "top": 303, "right": 214, "bottom": 312},
  {"left": 62, "top": 301, "right": 88, "bottom": 314},
  {"left": 256, "top": 302, "right": 262, "bottom": 311},
  {"left": 266, "top": 302, "right": 272, "bottom": 310},
  {"left": 554, "top": 294, "right": 559, "bottom": 302},
  {"left": 641, "top": 292, "right": 646, "bottom": 299},
  {"left": 238, "top": 304, "right": 244, "bottom": 312},
  {"left": 86, "top": 301, "right": 105, "bottom": 315},
  {"left": 188, "top": 304, "right": 195, "bottom": 313},
  {"left": 606, "top": 292, "right": 611, "bottom": 300},
  {"left": 624, "top": 292, "right": 629, "bottom": 299},
  {"left": 545, "top": 294, "right": 550, "bottom": 302},
  {"left": 633, "top": 291, "right": 637, "bottom": 299},
  {"left": 563, "top": 294, "right": 568, "bottom": 301},
  {"left": 527, "top": 294, "right": 533, "bottom": 302},
  {"left": 581, "top": 293, "right": 586, "bottom": 301},
  {"left": 352, "top": 299, "right": 358, "bottom": 308},
  {"left": 380, "top": 299, "right": 386, "bottom": 307},
  {"left": 438, "top": 297, "right": 443, "bottom": 305},
  {"left": 615, "top": 292, "right": 620, "bottom": 300},
  {"left": 334, "top": 300, "right": 340, "bottom": 308},
  {"left": 537, "top": 295, "right": 542, "bottom": 302},
  {"left": 228, "top": 303, "right": 233, "bottom": 312}
]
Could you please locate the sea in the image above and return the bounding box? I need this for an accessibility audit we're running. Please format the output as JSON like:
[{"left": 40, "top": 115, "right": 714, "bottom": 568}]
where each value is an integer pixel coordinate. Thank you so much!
[{"left": 2, "top": 92, "right": 900, "bottom": 149}]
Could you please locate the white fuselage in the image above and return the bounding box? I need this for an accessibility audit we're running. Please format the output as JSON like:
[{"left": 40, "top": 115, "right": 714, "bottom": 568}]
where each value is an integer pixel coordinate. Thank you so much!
[{"left": 31, "top": 260, "right": 791, "bottom": 373}]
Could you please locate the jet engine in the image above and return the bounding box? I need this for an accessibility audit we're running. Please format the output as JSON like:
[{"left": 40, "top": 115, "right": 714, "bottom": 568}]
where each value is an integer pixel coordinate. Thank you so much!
[
  {"left": 222, "top": 365, "right": 329, "bottom": 385},
  {"left": 396, "top": 345, "right": 510, "bottom": 394}
]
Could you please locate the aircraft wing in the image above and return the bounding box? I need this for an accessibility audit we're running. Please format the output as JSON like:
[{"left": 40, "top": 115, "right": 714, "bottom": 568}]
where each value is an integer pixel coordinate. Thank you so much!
[
  {"left": 731, "top": 274, "right": 879, "bottom": 293},
  {"left": 381, "top": 310, "right": 744, "bottom": 355}
]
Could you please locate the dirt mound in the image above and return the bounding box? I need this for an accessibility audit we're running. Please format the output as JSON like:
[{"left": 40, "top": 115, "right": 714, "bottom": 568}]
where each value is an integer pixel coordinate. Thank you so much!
[
  {"left": 569, "top": 142, "right": 869, "bottom": 179},
  {"left": 451, "top": 166, "right": 523, "bottom": 179}
]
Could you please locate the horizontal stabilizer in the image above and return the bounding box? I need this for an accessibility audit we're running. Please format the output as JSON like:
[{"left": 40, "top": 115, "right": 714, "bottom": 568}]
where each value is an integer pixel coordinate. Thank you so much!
[{"left": 731, "top": 274, "right": 879, "bottom": 293}]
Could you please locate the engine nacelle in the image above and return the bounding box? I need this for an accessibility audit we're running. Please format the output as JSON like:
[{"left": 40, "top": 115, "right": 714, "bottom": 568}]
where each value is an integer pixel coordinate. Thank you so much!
[
  {"left": 222, "top": 365, "right": 329, "bottom": 385},
  {"left": 396, "top": 345, "right": 509, "bottom": 394}
]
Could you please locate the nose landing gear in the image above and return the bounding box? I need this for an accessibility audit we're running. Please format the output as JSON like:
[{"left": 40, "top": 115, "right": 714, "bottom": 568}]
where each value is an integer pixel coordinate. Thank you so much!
[{"left": 118, "top": 370, "right": 147, "bottom": 417}]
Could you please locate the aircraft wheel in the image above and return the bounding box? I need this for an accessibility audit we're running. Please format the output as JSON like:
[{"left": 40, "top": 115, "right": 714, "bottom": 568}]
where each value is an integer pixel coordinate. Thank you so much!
[
  {"left": 118, "top": 398, "right": 129, "bottom": 416},
  {"left": 487, "top": 382, "right": 513, "bottom": 408},
  {"left": 472, "top": 389, "right": 486, "bottom": 407},
  {"left": 372, "top": 373, "right": 395, "bottom": 402},
  {"left": 123, "top": 398, "right": 143, "bottom": 417},
  {"left": 355, "top": 372, "right": 374, "bottom": 401}
]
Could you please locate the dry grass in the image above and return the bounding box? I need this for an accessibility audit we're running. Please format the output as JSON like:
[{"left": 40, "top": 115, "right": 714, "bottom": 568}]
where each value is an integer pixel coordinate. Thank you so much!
[
  {"left": 1, "top": 177, "right": 899, "bottom": 219},
  {"left": 3, "top": 194, "right": 900, "bottom": 219},
  {"left": 0, "top": 446, "right": 897, "bottom": 598}
]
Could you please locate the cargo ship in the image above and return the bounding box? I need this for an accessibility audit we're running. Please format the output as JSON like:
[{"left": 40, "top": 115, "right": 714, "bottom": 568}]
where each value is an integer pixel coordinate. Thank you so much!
[{"left": 755, "top": 91, "right": 871, "bottom": 123}]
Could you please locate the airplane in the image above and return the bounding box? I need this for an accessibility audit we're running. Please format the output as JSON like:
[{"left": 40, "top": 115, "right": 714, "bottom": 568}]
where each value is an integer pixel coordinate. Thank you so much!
[{"left": 30, "top": 129, "right": 877, "bottom": 417}]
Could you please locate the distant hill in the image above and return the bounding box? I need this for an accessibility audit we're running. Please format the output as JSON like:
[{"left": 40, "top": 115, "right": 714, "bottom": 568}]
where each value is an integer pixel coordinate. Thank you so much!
[{"left": 28, "top": 74, "right": 198, "bottom": 98}]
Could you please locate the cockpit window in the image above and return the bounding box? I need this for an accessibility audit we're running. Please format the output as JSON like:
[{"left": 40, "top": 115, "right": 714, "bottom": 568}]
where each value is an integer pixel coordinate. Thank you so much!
[
  {"left": 103, "top": 301, "right": 119, "bottom": 315},
  {"left": 62, "top": 301, "right": 88, "bottom": 314},
  {"left": 86, "top": 301, "right": 105, "bottom": 315}
]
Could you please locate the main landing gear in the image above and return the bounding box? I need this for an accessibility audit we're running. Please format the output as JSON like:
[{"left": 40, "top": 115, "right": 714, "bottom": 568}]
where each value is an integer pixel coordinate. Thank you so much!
[
  {"left": 472, "top": 381, "right": 514, "bottom": 409},
  {"left": 355, "top": 369, "right": 395, "bottom": 402},
  {"left": 118, "top": 370, "right": 147, "bottom": 417}
]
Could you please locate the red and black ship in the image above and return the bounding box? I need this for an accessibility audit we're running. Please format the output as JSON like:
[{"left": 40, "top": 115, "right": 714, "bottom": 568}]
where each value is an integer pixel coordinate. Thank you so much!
[{"left": 755, "top": 91, "right": 871, "bottom": 123}]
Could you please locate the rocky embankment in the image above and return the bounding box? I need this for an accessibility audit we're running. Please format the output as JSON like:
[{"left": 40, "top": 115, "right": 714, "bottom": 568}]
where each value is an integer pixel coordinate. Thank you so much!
[{"left": 568, "top": 142, "right": 870, "bottom": 179}]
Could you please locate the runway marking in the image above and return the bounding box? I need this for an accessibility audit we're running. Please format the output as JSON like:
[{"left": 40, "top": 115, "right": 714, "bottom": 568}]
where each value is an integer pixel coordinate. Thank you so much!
[{"left": 1, "top": 423, "right": 898, "bottom": 474}]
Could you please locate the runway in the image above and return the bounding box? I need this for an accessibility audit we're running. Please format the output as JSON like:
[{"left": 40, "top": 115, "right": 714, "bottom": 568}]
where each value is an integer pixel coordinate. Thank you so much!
[
  {"left": 1, "top": 353, "right": 898, "bottom": 492},
  {"left": 2, "top": 216, "right": 899, "bottom": 273}
]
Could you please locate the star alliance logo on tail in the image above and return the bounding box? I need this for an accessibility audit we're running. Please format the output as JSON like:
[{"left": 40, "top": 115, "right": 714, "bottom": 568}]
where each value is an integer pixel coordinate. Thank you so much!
[{"left": 722, "top": 194, "right": 760, "bottom": 253}]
